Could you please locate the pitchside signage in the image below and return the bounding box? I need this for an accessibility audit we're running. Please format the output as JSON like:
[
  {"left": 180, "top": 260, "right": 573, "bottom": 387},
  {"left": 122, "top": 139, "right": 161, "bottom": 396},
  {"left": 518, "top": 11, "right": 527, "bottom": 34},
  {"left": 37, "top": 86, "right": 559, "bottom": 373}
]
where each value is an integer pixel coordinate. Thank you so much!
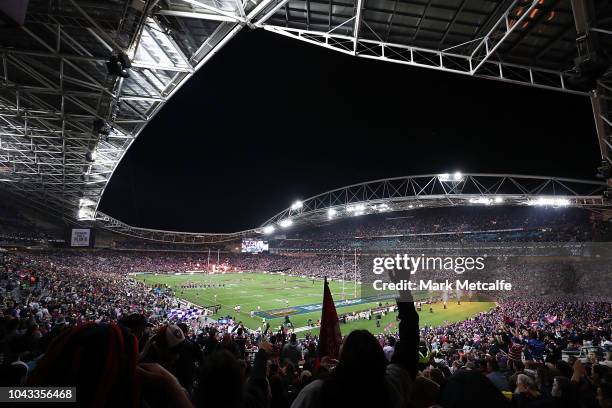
[{"left": 70, "top": 228, "right": 91, "bottom": 247}]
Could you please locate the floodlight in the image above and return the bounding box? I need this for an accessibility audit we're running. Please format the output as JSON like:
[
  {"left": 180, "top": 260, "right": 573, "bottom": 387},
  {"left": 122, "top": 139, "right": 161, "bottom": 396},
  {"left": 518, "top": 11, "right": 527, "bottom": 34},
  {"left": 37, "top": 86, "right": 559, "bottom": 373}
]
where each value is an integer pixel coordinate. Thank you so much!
[
  {"left": 77, "top": 207, "right": 95, "bottom": 221},
  {"left": 79, "top": 198, "right": 96, "bottom": 207},
  {"left": 347, "top": 204, "right": 366, "bottom": 213},
  {"left": 376, "top": 203, "right": 390, "bottom": 212},
  {"left": 469, "top": 197, "right": 492, "bottom": 205},
  {"left": 556, "top": 198, "right": 570, "bottom": 206},
  {"left": 327, "top": 208, "right": 337, "bottom": 219},
  {"left": 279, "top": 219, "right": 293, "bottom": 228},
  {"left": 439, "top": 172, "right": 464, "bottom": 182},
  {"left": 263, "top": 225, "right": 275, "bottom": 234},
  {"left": 494, "top": 196, "right": 504, "bottom": 203},
  {"left": 291, "top": 200, "right": 303, "bottom": 210},
  {"left": 530, "top": 197, "right": 570, "bottom": 207}
]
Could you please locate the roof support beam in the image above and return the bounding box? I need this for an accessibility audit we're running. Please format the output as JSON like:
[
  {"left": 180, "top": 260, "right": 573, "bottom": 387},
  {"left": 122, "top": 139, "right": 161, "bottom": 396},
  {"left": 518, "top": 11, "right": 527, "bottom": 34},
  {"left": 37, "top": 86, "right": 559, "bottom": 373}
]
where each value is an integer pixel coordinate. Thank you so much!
[
  {"left": 263, "top": 24, "right": 588, "bottom": 95},
  {"left": 437, "top": 0, "right": 467, "bottom": 48},
  {"left": 469, "top": 0, "right": 540, "bottom": 74},
  {"left": 179, "top": 0, "right": 247, "bottom": 23},
  {"left": 65, "top": 0, "right": 126, "bottom": 52},
  {"left": 353, "top": 0, "right": 364, "bottom": 54},
  {"left": 247, "top": 0, "right": 285, "bottom": 22},
  {"left": 155, "top": 9, "right": 239, "bottom": 23},
  {"left": 253, "top": 0, "right": 291, "bottom": 27}
]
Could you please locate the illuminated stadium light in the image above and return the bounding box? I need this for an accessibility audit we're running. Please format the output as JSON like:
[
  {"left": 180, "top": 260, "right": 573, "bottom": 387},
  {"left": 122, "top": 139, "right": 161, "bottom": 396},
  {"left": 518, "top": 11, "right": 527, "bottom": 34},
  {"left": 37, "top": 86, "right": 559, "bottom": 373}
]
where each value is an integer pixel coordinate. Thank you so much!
[
  {"left": 494, "top": 196, "right": 504, "bottom": 203},
  {"left": 408, "top": 204, "right": 414, "bottom": 209},
  {"left": 346, "top": 204, "right": 365, "bottom": 213},
  {"left": 529, "top": 197, "right": 571, "bottom": 207},
  {"left": 79, "top": 198, "right": 96, "bottom": 207},
  {"left": 77, "top": 196, "right": 96, "bottom": 220},
  {"left": 279, "top": 219, "right": 293, "bottom": 228},
  {"left": 327, "top": 208, "right": 337, "bottom": 219},
  {"left": 263, "top": 225, "right": 275, "bottom": 234},
  {"left": 373, "top": 203, "right": 390, "bottom": 212},
  {"left": 77, "top": 207, "right": 95, "bottom": 221},
  {"left": 438, "top": 172, "right": 465, "bottom": 182},
  {"left": 469, "top": 197, "right": 493, "bottom": 205},
  {"left": 291, "top": 200, "right": 303, "bottom": 210}
]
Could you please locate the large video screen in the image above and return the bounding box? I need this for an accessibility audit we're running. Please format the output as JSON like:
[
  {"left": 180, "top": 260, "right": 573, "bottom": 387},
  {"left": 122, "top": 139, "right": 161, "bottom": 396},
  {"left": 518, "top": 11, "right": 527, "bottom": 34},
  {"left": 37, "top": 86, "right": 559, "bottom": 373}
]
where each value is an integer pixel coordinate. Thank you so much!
[{"left": 241, "top": 239, "right": 269, "bottom": 253}]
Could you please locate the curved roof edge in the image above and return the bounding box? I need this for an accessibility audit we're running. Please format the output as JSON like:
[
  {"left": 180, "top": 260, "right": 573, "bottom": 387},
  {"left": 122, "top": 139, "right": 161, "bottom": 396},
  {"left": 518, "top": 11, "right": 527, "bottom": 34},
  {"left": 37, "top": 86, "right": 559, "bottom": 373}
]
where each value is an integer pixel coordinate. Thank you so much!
[{"left": 94, "top": 173, "right": 610, "bottom": 244}]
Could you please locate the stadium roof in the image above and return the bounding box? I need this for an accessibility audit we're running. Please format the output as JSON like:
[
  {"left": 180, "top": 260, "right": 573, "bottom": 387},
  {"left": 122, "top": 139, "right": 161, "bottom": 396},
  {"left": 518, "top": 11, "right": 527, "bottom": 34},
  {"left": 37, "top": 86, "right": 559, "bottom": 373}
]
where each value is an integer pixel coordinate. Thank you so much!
[
  {"left": 96, "top": 173, "right": 609, "bottom": 243},
  {"left": 0, "top": 0, "right": 611, "bottom": 239}
]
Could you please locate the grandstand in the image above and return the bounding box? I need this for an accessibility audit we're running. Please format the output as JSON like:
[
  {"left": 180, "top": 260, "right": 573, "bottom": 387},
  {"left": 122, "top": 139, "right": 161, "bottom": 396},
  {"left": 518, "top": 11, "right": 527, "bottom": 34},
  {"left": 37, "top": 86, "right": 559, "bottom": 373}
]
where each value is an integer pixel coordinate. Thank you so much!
[{"left": 1, "top": 1, "right": 612, "bottom": 408}]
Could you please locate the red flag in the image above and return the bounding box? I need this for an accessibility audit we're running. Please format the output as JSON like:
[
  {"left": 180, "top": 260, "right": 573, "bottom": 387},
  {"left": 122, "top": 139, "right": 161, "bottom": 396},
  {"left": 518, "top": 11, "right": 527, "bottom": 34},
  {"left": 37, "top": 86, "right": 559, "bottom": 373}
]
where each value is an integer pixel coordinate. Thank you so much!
[{"left": 318, "top": 277, "right": 342, "bottom": 359}]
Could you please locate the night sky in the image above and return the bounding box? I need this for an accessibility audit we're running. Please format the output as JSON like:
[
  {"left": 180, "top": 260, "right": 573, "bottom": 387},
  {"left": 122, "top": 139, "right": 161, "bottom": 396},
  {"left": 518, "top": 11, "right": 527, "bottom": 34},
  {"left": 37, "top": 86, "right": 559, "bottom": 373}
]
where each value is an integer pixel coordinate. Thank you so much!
[{"left": 98, "top": 28, "right": 601, "bottom": 233}]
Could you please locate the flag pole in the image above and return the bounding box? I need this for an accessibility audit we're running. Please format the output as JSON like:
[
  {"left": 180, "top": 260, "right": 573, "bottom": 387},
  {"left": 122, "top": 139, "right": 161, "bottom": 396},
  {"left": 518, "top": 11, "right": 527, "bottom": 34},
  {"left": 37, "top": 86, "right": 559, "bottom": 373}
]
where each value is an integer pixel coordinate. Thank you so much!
[
  {"left": 341, "top": 249, "right": 345, "bottom": 300},
  {"left": 319, "top": 275, "right": 342, "bottom": 360},
  {"left": 353, "top": 248, "right": 357, "bottom": 299}
]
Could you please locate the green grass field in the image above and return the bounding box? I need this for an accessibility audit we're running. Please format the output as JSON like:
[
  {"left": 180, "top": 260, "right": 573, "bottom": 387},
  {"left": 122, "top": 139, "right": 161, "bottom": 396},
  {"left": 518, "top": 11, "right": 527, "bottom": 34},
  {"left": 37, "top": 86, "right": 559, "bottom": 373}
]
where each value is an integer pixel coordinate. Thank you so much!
[{"left": 134, "top": 272, "right": 495, "bottom": 336}]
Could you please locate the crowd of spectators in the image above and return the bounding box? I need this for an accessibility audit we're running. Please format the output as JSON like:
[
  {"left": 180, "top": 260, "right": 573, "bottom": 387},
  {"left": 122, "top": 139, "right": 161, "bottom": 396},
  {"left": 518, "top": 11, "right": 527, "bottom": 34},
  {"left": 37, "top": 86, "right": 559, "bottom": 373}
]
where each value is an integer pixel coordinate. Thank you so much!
[
  {"left": 2, "top": 206, "right": 610, "bottom": 253},
  {"left": 0, "top": 203, "right": 610, "bottom": 407},
  {"left": 0, "top": 249, "right": 611, "bottom": 407},
  {"left": 0, "top": 249, "right": 349, "bottom": 280},
  {"left": 275, "top": 207, "right": 612, "bottom": 251},
  {"left": 0, "top": 198, "right": 65, "bottom": 245}
]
